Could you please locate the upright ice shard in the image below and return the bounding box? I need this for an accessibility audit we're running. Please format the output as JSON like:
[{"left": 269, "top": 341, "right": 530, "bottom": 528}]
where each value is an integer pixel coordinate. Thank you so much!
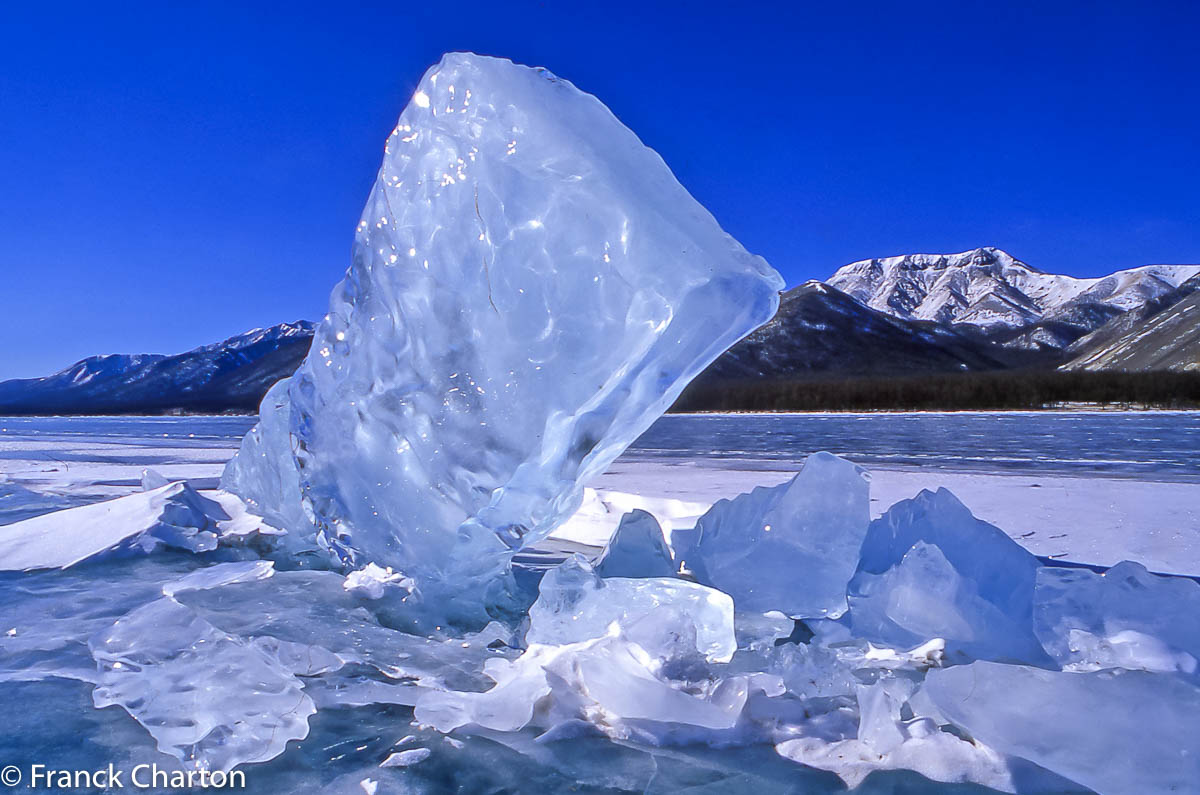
[
  {"left": 683, "top": 452, "right": 869, "bottom": 618},
  {"left": 594, "top": 509, "right": 676, "bottom": 579},
  {"left": 224, "top": 53, "right": 782, "bottom": 615}
]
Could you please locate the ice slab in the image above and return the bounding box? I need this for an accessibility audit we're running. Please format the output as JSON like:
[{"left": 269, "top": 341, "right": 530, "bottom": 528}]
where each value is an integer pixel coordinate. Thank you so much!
[
  {"left": 684, "top": 452, "right": 869, "bottom": 618},
  {"left": 593, "top": 509, "right": 675, "bottom": 578},
  {"left": 1035, "top": 561, "right": 1200, "bottom": 674},
  {"left": 0, "top": 482, "right": 274, "bottom": 571},
  {"left": 224, "top": 52, "right": 782, "bottom": 617},
  {"left": 526, "top": 556, "right": 734, "bottom": 664},
  {"left": 926, "top": 661, "right": 1200, "bottom": 795},
  {"left": 848, "top": 488, "right": 1049, "bottom": 664},
  {"left": 87, "top": 562, "right": 342, "bottom": 771}
]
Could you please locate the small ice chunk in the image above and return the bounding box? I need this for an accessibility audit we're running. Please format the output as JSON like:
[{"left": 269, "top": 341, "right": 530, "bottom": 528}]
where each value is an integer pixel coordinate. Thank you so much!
[
  {"left": 380, "top": 748, "right": 431, "bottom": 767},
  {"left": 848, "top": 488, "right": 1048, "bottom": 665},
  {"left": 162, "top": 560, "right": 275, "bottom": 597},
  {"left": 684, "top": 452, "right": 869, "bottom": 619},
  {"left": 525, "top": 555, "right": 735, "bottom": 663},
  {"left": 593, "top": 509, "right": 675, "bottom": 579},
  {"left": 344, "top": 563, "right": 417, "bottom": 600},
  {"left": 140, "top": 468, "right": 169, "bottom": 490},
  {"left": 1035, "top": 560, "right": 1200, "bottom": 673},
  {"left": 926, "top": 661, "right": 1200, "bottom": 795}
]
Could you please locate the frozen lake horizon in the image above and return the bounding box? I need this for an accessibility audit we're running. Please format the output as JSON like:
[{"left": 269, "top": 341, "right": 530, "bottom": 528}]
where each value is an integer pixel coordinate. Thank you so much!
[{"left": 3, "top": 410, "right": 1197, "bottom": 574}]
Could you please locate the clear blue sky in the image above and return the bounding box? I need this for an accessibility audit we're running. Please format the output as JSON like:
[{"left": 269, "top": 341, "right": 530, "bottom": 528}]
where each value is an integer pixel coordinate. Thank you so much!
[{"left": 1, "top": 1, "right": 1197, "bottom": 379}]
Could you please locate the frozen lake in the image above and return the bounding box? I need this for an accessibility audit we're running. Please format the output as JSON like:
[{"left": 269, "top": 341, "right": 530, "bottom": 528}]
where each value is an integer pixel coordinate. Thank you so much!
[
  {"left": 3, "top": 411, "right": 1198, "bottom": 572},
  {"left": 2, "top": 411, "right": 1198, "bottom": 792}
]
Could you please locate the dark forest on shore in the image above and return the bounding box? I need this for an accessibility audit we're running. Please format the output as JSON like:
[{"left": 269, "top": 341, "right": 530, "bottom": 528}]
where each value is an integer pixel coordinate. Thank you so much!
[{"left": 671, "top": 370, "right": 1200, "bottom": 413}]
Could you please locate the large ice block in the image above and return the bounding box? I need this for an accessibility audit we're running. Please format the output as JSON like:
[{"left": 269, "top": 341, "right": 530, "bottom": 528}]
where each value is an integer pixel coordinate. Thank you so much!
[
  {"left": 684, "top": 452, "right": 869, "bottom": 618},
  {"left": 926, "top": 661, "right": 1200, "bottom": 795},
  {"left": 223, "top": 53, "right": 782, "bottom": 612},
  {"left": 1034, "top": 561, "right": 1200, "bottom": 673},
  {"left": 848, "top": 488, "right": 1049, "bottom": 664}
]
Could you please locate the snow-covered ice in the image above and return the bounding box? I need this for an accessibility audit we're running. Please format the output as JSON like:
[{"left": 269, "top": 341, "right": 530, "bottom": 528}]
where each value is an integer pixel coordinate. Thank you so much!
[{"left": 0, "top": 480, "right": 278, "bottom": 571}]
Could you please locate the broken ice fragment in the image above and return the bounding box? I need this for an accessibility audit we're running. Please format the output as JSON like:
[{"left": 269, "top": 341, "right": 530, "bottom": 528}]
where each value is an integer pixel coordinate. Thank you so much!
[
  {"left": 1034, "top": 560, "right": 1200, "bottom": 673},
  {"left": 380, "top": 748, "right": 431, "bottom": 768},
  {"left": 224, "top": 52, "right": 782, "bottom": 618},
  {"left": 593, "top": 509, "right": 675, "bottom": 579},
  {"left": 848, "top": 488, "right": 1049, "bottom": 665},
  {"left": 684, "top": 452, "right": 869, "bottom": 618},
  {"left": 526, "top": 555, "right": 735, "bottom": 664}
]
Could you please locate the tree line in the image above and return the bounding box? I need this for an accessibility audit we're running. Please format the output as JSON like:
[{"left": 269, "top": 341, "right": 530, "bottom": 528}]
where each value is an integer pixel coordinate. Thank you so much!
[{"left": 671, "top": 370, "right": 1200, "bottom": 412}]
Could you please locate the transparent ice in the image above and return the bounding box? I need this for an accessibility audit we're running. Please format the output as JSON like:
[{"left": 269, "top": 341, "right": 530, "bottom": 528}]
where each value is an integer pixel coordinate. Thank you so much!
[
  {"left": 223, "top": 53, "right": 782, "bottom": 617},
  {"left": 926, "top": 661, "right": 1200, "bottom": 795},
  {"left": 684, "top": 452, "right": 869, "bottom": 618},
  {"left": 848, "top": 488, "right": 1050, "bottom": 664},
  {"left": 1034, "top": 560, "right": 1200, "bottom": 674},
  {"left": 593, "top": 509, "right": 676, "bottom": 579}
]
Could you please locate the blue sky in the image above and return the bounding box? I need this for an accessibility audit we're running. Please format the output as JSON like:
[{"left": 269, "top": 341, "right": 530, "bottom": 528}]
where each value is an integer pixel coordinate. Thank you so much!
[{"left": 1, "top": 1, "right": 1197, "bottom": 379}]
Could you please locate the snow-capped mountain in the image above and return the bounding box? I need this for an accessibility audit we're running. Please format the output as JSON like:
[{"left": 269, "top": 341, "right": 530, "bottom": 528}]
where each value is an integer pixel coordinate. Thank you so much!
[
  {"left": 0, "top": 322, "right": 314, "bottom": 415},
  {"left": 828, "top": 247, "right": 1200, "bottom": 346}
]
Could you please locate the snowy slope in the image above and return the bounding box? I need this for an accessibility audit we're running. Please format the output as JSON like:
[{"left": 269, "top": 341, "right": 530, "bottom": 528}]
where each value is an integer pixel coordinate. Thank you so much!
[
  {"left": 828, "top": 248, "right": 1200, "bottom": 342},
  {"left": 1062, "top": 290, "right": 1200, "bottom": 372},
  {"left": 0, "top": 322, "right": 314, "bottom": 415}
]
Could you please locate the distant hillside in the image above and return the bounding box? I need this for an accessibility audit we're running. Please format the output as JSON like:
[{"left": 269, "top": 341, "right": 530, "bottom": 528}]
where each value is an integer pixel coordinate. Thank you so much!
[
  {"left": 1063, "top": 289, "right": 1200, "bottom": 373},
  {"left": 0, "top": 322, "right": 314, "bottom": 415},
  {"left": 695, "top": 281, "right": 1008, "bottom": 382}
]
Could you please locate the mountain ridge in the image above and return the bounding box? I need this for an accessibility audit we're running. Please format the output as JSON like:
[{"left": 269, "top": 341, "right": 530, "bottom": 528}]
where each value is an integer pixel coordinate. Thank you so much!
[{"left": 2, "top": 250, "right": 1196, "bottom": 415}]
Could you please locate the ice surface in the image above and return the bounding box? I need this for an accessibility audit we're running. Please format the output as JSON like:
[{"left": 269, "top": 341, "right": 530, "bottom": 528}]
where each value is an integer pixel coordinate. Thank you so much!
[
  {"left": 526, "top": 556, "right": 735, "bottom": 663},
  {"left": 684, "top": 452, "right": 869, "bottom": 618},
  {"left": 224, "top": 52, "right": 782, "bottom": 617},
  {"left": 926, "top": 661, "right": 1200, "bottom": 795},
  {"left": 593, "top": 509, "right": 675, "bottom": 578},
  {"left": 0, "top": 481, "right": 257, "bottom": 571},
  {"left": 848, "top": 487, "right": 1049, "bottom": 664},
  {"left": 1034, "top": 560, "right": 1200, "bottom": 674}
]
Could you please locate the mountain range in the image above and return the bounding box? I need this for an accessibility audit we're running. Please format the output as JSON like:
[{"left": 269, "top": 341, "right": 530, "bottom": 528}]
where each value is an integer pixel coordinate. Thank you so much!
[
  {"left": 0, "top": 322, "right": 314, "bottom": 415},
  {"left": 0, "top": 249, "right": 1195, "bottom": 415}
]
